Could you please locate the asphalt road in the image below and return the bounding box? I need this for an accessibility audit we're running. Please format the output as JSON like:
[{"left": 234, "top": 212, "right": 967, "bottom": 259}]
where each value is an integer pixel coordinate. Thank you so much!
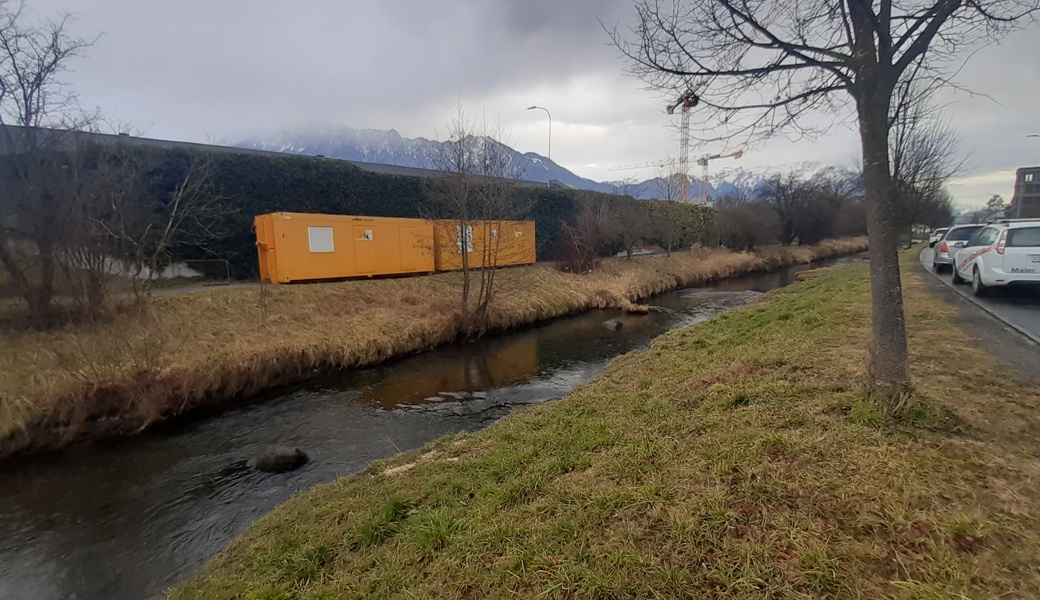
[{"left": 919, "top": 247, "right": 1040, "bottom": 345}]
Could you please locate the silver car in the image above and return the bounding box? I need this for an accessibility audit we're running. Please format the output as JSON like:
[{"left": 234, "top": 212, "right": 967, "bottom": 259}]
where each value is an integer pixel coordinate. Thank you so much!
[{"left": 932, "top": 224, "right": 984, "bottom": 272}]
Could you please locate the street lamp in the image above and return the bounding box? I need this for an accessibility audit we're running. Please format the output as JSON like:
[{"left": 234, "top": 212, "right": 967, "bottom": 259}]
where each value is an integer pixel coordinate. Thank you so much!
[{"left": 527, "top": 105, "right": 552, "bottom": 162}]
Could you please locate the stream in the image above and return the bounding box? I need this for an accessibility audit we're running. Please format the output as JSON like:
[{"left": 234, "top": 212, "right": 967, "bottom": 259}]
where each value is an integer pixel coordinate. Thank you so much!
[{"left": 0, "top": 255, "right": 863, "bottom": 600}]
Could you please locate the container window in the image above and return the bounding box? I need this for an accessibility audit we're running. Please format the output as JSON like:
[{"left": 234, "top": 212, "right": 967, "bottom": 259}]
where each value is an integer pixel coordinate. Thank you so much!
[{"left": 308, "top": 226, "right": 335, "bottom": 253}]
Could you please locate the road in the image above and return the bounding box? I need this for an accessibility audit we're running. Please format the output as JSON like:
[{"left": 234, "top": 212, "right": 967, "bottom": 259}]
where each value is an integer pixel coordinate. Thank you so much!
[{"left": 919, "top": 247, "right": 1040, "bottom": 345}]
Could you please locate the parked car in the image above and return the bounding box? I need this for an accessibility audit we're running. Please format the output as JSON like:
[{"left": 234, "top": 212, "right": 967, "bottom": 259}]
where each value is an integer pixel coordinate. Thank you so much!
[
  {"left": 952, "top": 219, "right": 1040, "bottom": 296},
  {"left": 932, "top": 225, "right": 984, "bottom": 272},
  {"left": 928, "top": 228, "right": 949, "bottom": 247}
]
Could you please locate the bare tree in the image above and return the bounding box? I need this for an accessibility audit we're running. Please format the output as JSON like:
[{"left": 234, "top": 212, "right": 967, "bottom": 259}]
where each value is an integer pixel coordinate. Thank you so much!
[
  {"left": 611, "top": 0, "right": 1038, "bottom": 401},
  {"left": 715, "top": 193, "right": 780, "bottom": 250},
  {"left": 432, "top": 105, "right": 531, "bottom": 339},
  {"left": 890, "top": 82, "right": 963, "bottom": 246},
  {"left": 557, "top": 192, "right": 619, "bottom": 273},
  {"left": 649, "top": 161, "right": 683, "bottom": 203},
  {"left": 614, "top": 197, "right": 655, "bottom": 258},
  {"left": 0, "top": 0, "right": 93, "bottom": 325},
  {"left": 49, "top": 140, "right": 136, "bottom": 316},
  {"left": 99, "top": 150, "right": 222, "bottom": 302},
  {"left": 611, "top": 177, "right": 643, "bottom": 197},
  {"left": 756, "top": 173, "right": 805, "bottom": 245},
  {"left": 645, "top": 162, "right": 692, "bottom": 256},
  {"left": 793, "top": 185, "right": 845, "bottom": 245}
]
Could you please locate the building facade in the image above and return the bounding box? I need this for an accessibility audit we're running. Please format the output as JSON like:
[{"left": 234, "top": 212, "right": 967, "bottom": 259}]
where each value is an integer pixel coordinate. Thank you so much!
[{"left": 1011, "top": 166, "right": 1040, "bottom": 218}]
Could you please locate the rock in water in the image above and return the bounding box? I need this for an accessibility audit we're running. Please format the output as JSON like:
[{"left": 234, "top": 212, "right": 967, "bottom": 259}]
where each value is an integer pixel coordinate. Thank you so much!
[
  {"left": 603, "top": 319, "right": 624, "bottom": 331},
  {"left": 247, "top": 446, "right": 308, "bottom": 473}
]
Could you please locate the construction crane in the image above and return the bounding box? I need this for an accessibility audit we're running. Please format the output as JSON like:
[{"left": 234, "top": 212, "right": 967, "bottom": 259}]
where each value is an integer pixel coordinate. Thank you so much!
[
  {"left": 696, "top": 150, "right": 743, "bottom": 205},
  {"left": 665, "top": 91, "right": 700, "bottom": 202},
  {"left": 661, "top": 4, "right": 781, "bottom": 202},
  {"left": 607, "top": 158, "right": 679, "bottom": 172},
  {"left": 607, "top": 151, "right": 745, "bottom": 205}
]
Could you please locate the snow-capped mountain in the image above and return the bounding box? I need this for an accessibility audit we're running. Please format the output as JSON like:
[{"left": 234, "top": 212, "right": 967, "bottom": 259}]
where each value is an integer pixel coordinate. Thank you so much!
[
  {"left": 610, "top": 162, "right": 861, "bottom": 201},
  {"left": 237, "top": 126, "right": 857, "bottom": 200},
  {"left": 236, "top": 126, "right": 616, "bottom": 193}
]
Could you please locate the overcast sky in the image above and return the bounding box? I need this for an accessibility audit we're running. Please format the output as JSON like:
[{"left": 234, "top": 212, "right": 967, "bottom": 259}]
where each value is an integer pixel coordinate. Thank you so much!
[{"left": 24, "top": 0, "right": 1040, "bottom": 208}]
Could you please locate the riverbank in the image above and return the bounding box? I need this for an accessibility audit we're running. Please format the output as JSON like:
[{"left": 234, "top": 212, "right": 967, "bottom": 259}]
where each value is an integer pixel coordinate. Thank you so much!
[
  {"left": 0, "top": 239, "right": 865, "bottom": 458},
  {"left": 171, "top": 250, "right": 1040, "bottom": 599}
]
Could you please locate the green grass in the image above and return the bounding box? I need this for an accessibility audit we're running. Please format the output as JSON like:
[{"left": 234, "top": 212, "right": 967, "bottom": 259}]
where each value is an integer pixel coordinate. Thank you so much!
[{"left": 169, "top": 249, "right": 1040, "bottom": 599}]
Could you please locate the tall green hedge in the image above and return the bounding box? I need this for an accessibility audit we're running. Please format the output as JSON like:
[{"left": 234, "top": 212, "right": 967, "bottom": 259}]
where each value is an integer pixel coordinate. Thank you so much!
[{"left": 4, "top": 146, "right": 715, "bottom": 279}]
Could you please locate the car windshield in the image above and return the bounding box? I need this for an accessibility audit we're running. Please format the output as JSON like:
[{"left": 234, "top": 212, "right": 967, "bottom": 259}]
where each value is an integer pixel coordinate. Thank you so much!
[
  {"left": 1008, "top": 227, "right": 1040, "bottom": 248},
  {"left": 945, "top": 227, "right": 982, "bottom": 241},
  {"left": 935, "top": 229, "right": 948, "bottom": 234}
]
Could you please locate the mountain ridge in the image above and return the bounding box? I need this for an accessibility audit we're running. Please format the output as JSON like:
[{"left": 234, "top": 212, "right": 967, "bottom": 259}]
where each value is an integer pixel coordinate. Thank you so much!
[{"left": 236, "top": 126, "right": 855, "bottom": 200}]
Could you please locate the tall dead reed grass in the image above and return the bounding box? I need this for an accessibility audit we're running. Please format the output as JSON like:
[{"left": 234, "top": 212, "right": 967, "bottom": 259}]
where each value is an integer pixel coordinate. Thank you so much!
[{"left": 0, "top": 237, "right": 866, "bottom": 457}]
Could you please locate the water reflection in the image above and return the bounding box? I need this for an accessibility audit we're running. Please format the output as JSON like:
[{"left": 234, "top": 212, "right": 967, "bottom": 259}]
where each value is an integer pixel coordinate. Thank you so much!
[{"left": 356, "top": 335, "right": 540, "bottom": 410}]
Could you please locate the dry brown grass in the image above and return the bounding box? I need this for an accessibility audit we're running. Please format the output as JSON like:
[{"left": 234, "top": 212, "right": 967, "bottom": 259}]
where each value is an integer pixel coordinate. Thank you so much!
[
  {"left": 169, "top": 247, "right": 1040, "bottom": 600},
  {"left": 0, "top": 238, "right": 866, "bottom": 457}
]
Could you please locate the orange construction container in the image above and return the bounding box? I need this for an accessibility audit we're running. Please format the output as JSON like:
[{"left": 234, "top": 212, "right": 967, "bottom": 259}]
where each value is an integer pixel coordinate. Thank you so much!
[
  {"left": 254, "top": 213, "right": 435, "bottom": 283},
  {"left": 432, "top": 220, "right": 536, "bottom": 272}
]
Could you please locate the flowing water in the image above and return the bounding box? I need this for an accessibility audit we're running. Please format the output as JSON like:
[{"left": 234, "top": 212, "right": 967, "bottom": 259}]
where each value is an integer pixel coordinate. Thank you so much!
[{"left": 0, "top": 256, "right": 863, "bottom": 600}]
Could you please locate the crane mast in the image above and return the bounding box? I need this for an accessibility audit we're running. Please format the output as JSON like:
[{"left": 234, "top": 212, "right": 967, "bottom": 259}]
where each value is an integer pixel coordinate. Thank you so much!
[{"left": 665, "top": 91, "right": 699, "bottom": 202}]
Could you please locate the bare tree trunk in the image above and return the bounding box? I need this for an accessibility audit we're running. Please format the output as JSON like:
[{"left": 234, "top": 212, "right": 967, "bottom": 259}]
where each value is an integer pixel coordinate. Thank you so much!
[
  {"left": 858, "top": 92, "right": 910, "bottom": 401},
  {"left": 37, "top": 245, "right": 55, "bottom": 322}
]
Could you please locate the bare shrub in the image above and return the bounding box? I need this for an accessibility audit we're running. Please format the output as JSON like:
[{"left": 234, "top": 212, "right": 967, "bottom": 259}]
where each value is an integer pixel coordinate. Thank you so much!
[
  {"left": 555, "top": 193, "right": 618, "bottom": 273},
  {"left": 715, "top": 195, "right": 779, "bottom": 251}
]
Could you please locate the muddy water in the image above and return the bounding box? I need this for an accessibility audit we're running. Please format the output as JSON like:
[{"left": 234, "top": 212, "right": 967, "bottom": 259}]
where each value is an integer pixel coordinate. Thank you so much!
[{"left": 0, "top": 256, "right": 862, "bottom": 600}]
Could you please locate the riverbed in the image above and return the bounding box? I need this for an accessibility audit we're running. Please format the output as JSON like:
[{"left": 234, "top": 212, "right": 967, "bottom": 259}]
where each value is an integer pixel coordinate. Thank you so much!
[{"left": 0, "top": 255, "right": 862, "bottom": 600}]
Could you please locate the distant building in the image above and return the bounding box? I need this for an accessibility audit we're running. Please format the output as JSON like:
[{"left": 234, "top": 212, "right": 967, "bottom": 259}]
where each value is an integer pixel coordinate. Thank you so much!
[{"left": 1010, "top": 166, "right": 1040, "bottom": 218}]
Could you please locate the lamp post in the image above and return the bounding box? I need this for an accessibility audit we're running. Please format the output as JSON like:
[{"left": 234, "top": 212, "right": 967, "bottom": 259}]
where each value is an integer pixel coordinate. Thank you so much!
[{"left": 527, "top": 106, "right": 551, "bottom": 187}]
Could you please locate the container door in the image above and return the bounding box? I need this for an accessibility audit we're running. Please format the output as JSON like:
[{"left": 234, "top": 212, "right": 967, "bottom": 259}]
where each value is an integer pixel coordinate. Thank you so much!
[
  {"left": 399, "top": 226, "right": 421, "bottom": 271},
  {"left": 354, "top": 225, "right": 376, "bottom": 274}
]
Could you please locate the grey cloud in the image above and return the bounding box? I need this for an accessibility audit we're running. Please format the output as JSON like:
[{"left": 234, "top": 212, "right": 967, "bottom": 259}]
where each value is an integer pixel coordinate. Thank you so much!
[{"left": 19, "top": 0, "right": 1040, "bottom": 207}]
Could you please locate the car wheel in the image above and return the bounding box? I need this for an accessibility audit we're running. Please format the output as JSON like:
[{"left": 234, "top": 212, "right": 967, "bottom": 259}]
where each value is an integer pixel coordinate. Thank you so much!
[
  {"left": 971, "top": 267, "right": 987, "bottom": 297},
  {"left": 951, "top": 265, "right": 965, "bottom": 284}
]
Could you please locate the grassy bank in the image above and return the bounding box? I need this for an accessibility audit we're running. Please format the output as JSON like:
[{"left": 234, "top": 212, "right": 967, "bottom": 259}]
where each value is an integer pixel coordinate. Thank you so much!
[
  {"left": 171, "top": 249, "right": 1040, "bottom": 599},
  {"left": 0, "top": 239, "right": 865, "bottom": 458}
]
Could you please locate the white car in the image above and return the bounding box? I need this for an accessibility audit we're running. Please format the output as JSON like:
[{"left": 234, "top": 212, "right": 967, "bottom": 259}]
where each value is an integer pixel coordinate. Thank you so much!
[
  {"left": 929, "top": 227, "right": 949, "bottom": 247},
  {"left": 951, "top": 219, "right": 1040, "bottom": 296}
]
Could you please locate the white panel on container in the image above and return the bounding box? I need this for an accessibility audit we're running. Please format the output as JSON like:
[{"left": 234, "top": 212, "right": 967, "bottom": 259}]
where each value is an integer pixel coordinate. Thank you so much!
[
  {"left": 308, "top": 226, "right": 335, "bottom": 253},
  {"left": 456, "top": 225, "right": 474, "bottom": 253}
]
